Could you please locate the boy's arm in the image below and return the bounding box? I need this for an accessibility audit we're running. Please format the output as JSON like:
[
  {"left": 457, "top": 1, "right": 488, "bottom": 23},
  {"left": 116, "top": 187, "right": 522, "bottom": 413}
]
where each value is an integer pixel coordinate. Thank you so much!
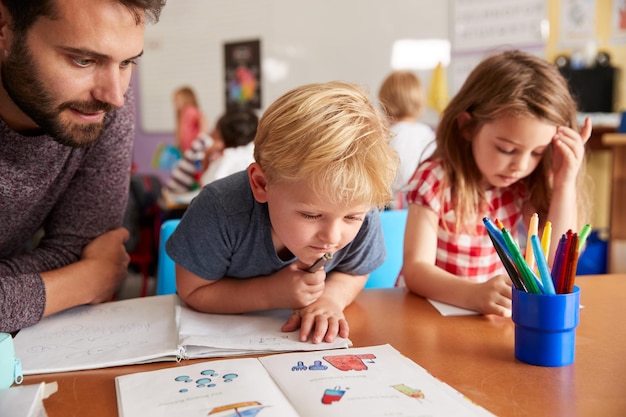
[
  {"left": 403, "top": 204, "right": 511, "bottom": 316},
  {"left": 175, "top": 260, "right": 327, "bottom": 314},
  {"left": 282, "top": 270, "right": 368, "bottom": 343}
]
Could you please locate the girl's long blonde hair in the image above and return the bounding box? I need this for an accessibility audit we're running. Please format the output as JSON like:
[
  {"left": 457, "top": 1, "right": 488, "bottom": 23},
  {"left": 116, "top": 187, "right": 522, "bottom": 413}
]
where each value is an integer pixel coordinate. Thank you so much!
[{"left": 432, "top": 49, "right": 589, "bottom": 230}]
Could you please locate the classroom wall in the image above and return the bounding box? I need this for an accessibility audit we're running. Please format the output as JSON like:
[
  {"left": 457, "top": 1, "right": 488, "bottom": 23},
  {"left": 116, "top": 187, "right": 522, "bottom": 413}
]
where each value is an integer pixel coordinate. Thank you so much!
[
  {"left": 546, "top": 0, "right": 625, "bottom": 232},
  {"left": 133, "top": 0, "right": 623, "bottom": 233},
  {"left": 131, "top": 0, "right": 450, "bottom": 182}
]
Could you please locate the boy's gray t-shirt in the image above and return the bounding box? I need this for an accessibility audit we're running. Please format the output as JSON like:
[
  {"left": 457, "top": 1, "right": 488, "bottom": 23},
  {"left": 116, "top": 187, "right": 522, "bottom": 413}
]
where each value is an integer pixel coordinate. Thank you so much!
[{"left": 166, "top": 170, "right": 386, "bottom": 280}]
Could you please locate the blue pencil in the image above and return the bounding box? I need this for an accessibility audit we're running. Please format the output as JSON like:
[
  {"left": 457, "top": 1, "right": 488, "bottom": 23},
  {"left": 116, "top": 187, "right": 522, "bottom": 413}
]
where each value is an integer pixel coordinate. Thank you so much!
[
  {"left": 482, "top": 217, "right": 512, "bottom": 258},
  {"left": 531, "top": 235, "right": 556, "bottom": 295}
]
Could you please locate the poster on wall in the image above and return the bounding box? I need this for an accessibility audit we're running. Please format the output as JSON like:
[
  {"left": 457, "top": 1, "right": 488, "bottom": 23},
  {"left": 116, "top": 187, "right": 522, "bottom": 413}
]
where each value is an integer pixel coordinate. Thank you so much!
[
  {"left": 613, "top": 0, "right": 626, "bottom": 42},
  {"left": 559, "top": 0, "right": 596, "bottom": 45},
  {"left": 449, "top": 0, "right": 546, "bottom": 95},
  {"left": 224, "top": 39, "right": 261, "bottom": 110}
]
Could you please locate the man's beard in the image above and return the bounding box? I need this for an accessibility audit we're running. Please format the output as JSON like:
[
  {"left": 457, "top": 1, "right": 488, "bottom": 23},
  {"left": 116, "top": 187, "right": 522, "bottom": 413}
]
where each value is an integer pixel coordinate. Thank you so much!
[{"left": 1, "top": 35, "right": 114, "bottom": 148}]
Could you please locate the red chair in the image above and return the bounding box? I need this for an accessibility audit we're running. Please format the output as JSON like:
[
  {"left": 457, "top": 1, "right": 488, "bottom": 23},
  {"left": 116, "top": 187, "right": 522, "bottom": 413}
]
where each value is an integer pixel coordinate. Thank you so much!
[
  {"left": 126, "top": 174, "right": 163, "bottom": 297},
  {"left": 128, "top": 208, "right": 160, "bottom": 297}
]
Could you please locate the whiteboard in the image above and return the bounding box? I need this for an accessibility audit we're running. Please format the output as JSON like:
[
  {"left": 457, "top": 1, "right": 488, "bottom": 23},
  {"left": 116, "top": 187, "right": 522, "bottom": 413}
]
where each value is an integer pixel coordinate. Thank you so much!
[{"left": 137, "top": 0, "right": 450, "bottom": 132}]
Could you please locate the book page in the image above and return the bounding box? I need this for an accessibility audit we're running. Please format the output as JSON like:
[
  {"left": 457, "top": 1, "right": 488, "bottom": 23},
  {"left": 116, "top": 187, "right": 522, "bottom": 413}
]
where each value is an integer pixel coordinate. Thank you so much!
[
  {"left": 177, "top": 304, "right": 351, "bottom": 357},
  {"left": 115, "top": 357, "right": 300, "bottom": 417},
  {"left": 13, "top": 295, "right": 180, "bottom": 374},
  {"left": 0, "top": 382, "right": 53, "bottom": 417},
  {"left": 258, "top": 344, "right": 495, "bottom": 417}
]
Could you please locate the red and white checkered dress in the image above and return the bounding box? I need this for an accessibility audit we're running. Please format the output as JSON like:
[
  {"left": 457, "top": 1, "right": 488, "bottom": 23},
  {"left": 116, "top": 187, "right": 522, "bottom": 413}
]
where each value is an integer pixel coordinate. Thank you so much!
[{"left": 405, "top": 159, "right": 525, "bottom": 282}]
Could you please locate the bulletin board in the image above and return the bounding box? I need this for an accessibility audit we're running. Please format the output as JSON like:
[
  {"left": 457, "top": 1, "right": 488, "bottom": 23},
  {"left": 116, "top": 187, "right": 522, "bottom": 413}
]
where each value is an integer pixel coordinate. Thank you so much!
[{"left": 449, "top": 0, "right": 547, "bottom": 92}]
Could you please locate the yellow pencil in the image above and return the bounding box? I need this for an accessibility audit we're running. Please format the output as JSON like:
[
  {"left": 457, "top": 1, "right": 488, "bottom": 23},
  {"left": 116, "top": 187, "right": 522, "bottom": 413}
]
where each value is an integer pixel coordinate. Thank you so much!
[
  {"left": 525, "top": 213, "right": 539, "bottom": 270},
  {"left": 541, "top": 221, "right": 552, "bottom": 257}
]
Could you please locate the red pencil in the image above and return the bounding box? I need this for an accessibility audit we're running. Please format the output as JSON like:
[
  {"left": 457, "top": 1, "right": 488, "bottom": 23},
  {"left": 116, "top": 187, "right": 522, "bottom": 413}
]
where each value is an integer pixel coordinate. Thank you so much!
[
  {"left": 556, "top": 229, "right": 573, "bottom": 294},
  {"left": 563, "top": 233, "right": 580, "bottom": 294}
]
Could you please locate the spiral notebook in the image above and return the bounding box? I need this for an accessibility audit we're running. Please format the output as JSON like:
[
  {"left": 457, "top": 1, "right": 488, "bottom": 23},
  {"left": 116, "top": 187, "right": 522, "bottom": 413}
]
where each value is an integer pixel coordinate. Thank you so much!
[{"left": 13, "top": 295, "right": 351, "bottom": 375}]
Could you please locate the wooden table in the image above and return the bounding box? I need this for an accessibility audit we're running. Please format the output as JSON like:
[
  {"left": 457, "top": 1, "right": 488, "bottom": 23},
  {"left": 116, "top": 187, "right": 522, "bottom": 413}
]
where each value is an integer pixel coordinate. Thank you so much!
[{"left": 24, "top": 274, "right": 626, "bottom": 417}]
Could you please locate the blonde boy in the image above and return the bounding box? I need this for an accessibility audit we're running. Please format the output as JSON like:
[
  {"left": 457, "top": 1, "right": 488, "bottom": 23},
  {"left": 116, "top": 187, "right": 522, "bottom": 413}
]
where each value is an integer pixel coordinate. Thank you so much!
[{"left": 167, "top": 81, "right": 399, "bottom": 344}]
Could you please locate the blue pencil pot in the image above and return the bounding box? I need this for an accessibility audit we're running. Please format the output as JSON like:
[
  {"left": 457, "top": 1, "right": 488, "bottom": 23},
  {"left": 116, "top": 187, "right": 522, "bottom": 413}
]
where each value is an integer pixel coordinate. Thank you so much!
[{"left": 511, "top": 286, "right": 580, "bottom": 367}]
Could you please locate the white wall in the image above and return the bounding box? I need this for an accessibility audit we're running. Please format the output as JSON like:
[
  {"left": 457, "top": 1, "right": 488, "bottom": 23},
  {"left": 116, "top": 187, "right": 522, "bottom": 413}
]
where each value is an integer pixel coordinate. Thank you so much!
[{"left": 138, "top": 0, "right": 450, "bottom": 132}]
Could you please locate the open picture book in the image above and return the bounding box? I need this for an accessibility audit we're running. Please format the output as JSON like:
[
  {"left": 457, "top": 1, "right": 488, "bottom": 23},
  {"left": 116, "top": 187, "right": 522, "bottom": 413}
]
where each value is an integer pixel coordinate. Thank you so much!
[
  {"left": 115, "top": 344, "right": 495, "bottom": 417},
  {"left": 13, "top": 294, "right": 351, "bottom": 375}
]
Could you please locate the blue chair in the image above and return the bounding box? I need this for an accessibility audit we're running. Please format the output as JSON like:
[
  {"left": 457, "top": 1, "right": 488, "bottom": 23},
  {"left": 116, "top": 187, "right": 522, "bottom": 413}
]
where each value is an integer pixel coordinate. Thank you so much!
[
  {"left": 156, "top": 219, "right": 181, "bottom": 295},
  {"left": 365, "top": 209, "right": 408, "bottom": 289}
]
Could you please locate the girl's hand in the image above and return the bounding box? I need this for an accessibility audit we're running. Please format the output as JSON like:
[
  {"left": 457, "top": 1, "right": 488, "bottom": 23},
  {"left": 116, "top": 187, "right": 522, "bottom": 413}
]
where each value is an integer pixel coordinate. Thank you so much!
[
  {"left": 472, "top": 274, "right": 513, "bottom": 317},
  {"left": 551, "top": 117, "right": 592, "bottom": 188}
]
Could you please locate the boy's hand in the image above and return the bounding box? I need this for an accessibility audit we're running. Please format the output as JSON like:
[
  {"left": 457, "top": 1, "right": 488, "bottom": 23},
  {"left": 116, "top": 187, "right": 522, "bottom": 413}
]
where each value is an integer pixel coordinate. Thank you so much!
[
  {"left": 270, "top": 261, "right": 326, "bottom": 308},
  {"left": 281, "top": 297, "right": 349, "bottom": 344},
  {"left": 471, "top": 274, "right": 512, "bottom": 317}
]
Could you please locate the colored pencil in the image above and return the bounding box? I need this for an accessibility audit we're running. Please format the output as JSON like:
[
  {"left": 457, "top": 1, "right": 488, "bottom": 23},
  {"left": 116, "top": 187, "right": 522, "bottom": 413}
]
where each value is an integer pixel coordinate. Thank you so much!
[
  {"left": 531, "top": 235, "right": 556, "bottom": 295},
  {"left": 487, "top": 231, "right": 527, "bottom": 291}
]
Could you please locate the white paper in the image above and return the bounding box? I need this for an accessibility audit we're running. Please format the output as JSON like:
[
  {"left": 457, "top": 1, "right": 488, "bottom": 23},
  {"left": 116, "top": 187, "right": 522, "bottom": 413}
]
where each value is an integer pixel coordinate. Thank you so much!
[
  {"left": 0, "top": 382, "right": 53, "bottom": 417},
  {"left": 14, "top": 295, "right": 351, "bottom": 375},
  {"left": 427, "top": 299, "right": 480, "bottom": 316},
  {"left": 116, "top": 358, "right": 300, "bottom": 417},
  {"left": 177, "top": 305, "right": 351, "bottom": 357},
  {"left": 115, "top": 344, "right": 496, "bottom": 417},
  {"left": 14, "top": 295, "right": 180, "bottom": 374},
  {"left": 259, "top": 344, "right": 495, "bottom": 417}
]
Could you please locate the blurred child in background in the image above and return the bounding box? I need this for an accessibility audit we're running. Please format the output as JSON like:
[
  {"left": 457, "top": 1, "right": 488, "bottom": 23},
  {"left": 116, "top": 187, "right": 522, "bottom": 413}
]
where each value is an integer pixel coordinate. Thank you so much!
[
  {"left": 379, "top": 71, "right": 435, "bottom": 208},
  {"left": 173, "top": 86, "right": 207, "bottom": 153},
  {"left": 165, "top": 108, "right": 258, "bottom": 194}
]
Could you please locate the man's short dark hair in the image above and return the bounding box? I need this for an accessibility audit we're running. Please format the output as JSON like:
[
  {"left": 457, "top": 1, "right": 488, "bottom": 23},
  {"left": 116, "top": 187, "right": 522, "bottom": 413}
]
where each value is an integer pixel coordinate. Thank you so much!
[{"left": 2, "top": 0, "right": 166, "bottom": 34}]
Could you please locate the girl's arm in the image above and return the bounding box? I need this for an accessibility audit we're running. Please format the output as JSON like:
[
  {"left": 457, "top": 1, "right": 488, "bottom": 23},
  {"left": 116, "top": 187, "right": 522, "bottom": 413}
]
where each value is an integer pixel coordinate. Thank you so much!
[
  {"left": 545, "top": 118, "right": 592, "bottom": 261},
  {"left": 403, "top": 204, "right": 511, "bottom": 316}
]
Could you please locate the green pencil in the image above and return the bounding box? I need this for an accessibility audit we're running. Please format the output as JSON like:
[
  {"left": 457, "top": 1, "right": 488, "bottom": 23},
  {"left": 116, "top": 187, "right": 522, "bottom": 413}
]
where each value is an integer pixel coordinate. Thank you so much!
[
  {"left": 578, "top": 224, "right": 592, "bottom": 251},
  {"left": 501, "top": 227, "right": 541, "bottom": 294}
]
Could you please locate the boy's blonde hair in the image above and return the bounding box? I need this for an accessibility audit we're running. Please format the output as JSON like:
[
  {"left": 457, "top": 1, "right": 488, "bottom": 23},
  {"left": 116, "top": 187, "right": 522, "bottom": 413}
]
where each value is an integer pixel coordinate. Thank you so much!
[
  {"left": 254, "top": 81, "right": 399, "bottom": 209},
  {"left": 433, "top": 49, "right": 590, "bottom": 230},
  {"left": 378, "top": 71, "right": 425, "bottom": 121}
]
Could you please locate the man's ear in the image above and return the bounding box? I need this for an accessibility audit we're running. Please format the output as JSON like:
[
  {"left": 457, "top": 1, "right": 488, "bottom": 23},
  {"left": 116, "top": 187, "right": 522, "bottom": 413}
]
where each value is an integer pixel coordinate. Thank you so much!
[
  {"left": 456, "top": 111, "right": 473, "bottom": 141},
  {"left": 0, "top": 1, "right": 13, "bottom": 53},
  {"left": 248, "top": 162, "right": 269, "bottom": 203}
]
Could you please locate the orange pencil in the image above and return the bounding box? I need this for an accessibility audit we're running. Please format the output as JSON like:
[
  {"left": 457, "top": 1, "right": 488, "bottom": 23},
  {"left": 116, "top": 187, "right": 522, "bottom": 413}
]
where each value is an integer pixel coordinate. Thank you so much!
[{"left": 495, "top": 218, "right": 505, "bottom": 230}]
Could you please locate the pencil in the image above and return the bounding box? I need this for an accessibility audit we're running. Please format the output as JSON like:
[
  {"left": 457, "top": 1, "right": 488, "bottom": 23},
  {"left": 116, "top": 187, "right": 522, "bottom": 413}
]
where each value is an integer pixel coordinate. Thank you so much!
[
  {"left": 551, "top": 233, "right": 567, "bottom": 290},
  {"left": 307, "top": 252, "right": 333, "bottom": 272},
  {"left": 578, "top": 224, "right": 592, "bottom": 252},
  {"left": 487, "top": 231, "right": 527, "bottom": 291},
  {"left": 483, "top": 217, "right": 512, "bottom": 258},
  {"left": 563, "top": 234, "right": 580, "bottom": 294},
  {"left": 531, "top": 235, "right": 556, "bottom": 295},
  {"left": 501, "top": 227, "right": 541, "bottom": 294},
  {"left": 525, "top": 213, "right": 538, "bottom": 271},
  {"left": 541, "top": 221, "right": 552, "bottom": 258},
  {"left": 556, "top": 230, "right": 574, "bottom": 294}
]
